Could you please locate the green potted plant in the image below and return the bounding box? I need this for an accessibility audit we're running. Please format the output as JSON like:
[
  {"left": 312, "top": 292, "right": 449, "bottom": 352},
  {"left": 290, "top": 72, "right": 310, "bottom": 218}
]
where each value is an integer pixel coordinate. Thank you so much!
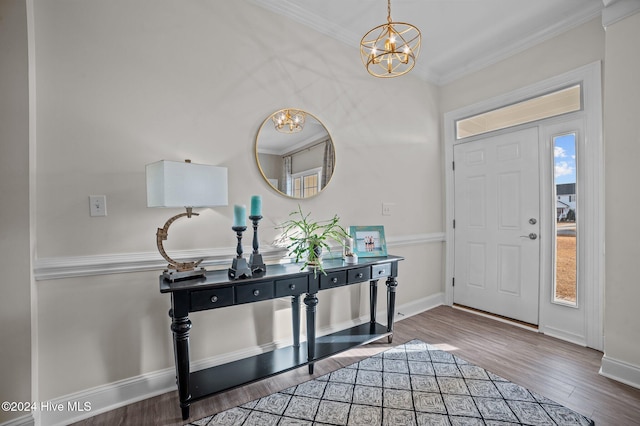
[{"left": 277, "top": 205, "right": 350, "bottom": 275}]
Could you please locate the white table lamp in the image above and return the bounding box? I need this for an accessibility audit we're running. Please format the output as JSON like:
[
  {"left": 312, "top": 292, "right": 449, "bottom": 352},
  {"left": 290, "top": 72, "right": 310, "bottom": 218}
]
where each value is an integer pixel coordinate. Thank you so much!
[{"left": 146, "top": 159, "right": 228, "bottom": 281}]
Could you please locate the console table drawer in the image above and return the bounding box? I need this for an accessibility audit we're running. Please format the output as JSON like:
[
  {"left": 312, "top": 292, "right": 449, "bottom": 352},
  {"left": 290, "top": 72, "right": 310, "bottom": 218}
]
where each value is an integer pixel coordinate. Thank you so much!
[
  {"left": 191, "top": 287, "right": 234, "bottom": 311},
  {"left": 320, "top": 271, "right": 347, "bottom": 289},
  {"left": 372, "top": 263, "right": 392, "bottom": 279},
  {"left": 236, "top": 281, "right": 274, "bottom": 304},
  {"left": 348, "top": 267, "right": 371, "bottom": 283},
  {"left": 275, "top": 277, "right": 308, "bottom": 297}
]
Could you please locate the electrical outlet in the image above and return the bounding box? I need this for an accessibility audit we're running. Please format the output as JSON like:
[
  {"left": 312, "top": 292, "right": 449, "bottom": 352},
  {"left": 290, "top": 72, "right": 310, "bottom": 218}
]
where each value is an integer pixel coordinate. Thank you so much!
[
  {"left": 382, "top": 202, "right": 394, "bottom": 216},
  {"left": 89, "top": 195, "right": 107, "bottom": 217}
]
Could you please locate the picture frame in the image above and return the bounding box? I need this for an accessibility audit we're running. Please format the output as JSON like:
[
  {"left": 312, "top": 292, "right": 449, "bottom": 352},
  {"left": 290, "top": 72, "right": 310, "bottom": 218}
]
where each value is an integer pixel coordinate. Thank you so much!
[{"left": 349, "top": 225, "right": 387, "bottom": 257}]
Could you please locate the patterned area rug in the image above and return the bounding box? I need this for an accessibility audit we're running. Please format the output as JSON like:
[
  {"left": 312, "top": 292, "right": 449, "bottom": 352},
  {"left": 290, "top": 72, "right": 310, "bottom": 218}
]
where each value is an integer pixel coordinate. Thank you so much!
[{"left": 186, "top": 339, "right": 594, "bottom": 425}]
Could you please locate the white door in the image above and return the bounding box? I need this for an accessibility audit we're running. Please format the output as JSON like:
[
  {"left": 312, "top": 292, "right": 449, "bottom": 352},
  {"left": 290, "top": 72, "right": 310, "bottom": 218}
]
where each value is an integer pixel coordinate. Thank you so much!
[{"left": 453, "top": 127, "right": 540, "bottom": 325}]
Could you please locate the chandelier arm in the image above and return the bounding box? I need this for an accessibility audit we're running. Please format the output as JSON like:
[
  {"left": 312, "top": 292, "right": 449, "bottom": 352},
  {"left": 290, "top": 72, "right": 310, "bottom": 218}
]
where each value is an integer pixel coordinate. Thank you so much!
[
  {"left": 360, "top": 1, "right": 421, "bottom": 78},
  {"left": 272, "top": 109, "right": 305, "bottom": 133}
]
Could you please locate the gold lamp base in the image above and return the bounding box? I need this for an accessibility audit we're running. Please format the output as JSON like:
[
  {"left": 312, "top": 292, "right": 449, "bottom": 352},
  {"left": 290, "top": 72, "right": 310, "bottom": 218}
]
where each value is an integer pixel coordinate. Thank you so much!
[
  {"left": 162, "top": 267, "right": 206, "bottom": 282},
  {"left": 157, "top": 207, "right": 207, "bottom": 282}
]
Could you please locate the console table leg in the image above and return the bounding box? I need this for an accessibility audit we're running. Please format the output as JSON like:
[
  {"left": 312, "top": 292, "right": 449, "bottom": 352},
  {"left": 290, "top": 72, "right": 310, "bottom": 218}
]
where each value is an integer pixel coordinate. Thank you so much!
[
  {"left": 369, "top": 280, "right": 378, "bottom": 324},
  {"left": 171, "top": 312, "right": 192, "bottom": 420},
  {"left": 292, "top": 295, "right": 300, "bottom": 348},
  {"left": 304, "top": 293, "right": 318, "bottom": 374},
  {"left": 386, "top": 277, "right": 398, "bottom": 343}
]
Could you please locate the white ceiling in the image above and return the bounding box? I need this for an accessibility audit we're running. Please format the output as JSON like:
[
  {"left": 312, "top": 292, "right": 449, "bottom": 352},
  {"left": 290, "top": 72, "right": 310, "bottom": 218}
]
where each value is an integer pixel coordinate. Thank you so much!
[{"left": 251, "top": 0, "right": 604, "bottom": 86}]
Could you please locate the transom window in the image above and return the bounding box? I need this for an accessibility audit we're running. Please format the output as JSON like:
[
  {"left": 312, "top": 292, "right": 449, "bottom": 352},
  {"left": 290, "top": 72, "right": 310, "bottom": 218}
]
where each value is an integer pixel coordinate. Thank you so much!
[{"left": 456, "top": 84, "right": 582, "bottom": 140}]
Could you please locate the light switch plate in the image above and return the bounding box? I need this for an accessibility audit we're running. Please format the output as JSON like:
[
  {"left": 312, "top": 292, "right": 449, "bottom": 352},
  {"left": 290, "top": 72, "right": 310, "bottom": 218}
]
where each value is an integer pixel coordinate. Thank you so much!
[
  {"left": 89, "top": 195, "right": 107, "bottom": 217},
  {"left": 382, "top": 202, "right": 394, "bottom": 216}
]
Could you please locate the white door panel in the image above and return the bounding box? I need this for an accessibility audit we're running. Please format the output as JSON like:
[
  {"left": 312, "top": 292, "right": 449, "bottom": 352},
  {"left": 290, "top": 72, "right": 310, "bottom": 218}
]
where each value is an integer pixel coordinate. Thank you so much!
[{"left": 454, "top": 127, "right": 540, "bottom": 325}]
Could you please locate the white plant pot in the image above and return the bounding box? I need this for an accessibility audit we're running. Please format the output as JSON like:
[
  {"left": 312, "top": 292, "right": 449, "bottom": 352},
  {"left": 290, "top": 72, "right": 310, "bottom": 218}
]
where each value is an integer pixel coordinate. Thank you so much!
[{"left": 344, "top": 253, "right": 358, "bottom": 264}]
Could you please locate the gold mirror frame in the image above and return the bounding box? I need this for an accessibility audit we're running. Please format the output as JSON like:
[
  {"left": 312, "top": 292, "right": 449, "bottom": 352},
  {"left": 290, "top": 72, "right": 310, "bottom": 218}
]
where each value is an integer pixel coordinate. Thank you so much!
[{"left": 255, "top": 109, "right": 335, "bottom": 199}]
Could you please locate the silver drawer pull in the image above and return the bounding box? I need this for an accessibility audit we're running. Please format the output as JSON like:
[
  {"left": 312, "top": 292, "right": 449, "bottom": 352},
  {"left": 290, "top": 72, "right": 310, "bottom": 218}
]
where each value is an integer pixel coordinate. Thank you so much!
[
  {"left": 356, "top": 273, "right": 363, "bottom": 278},
  {"left": 253, "top": 289, "right": 260, "bottom": 296},
  {"left": 210, "top": 295, "right": 218, "bottom": 303},
  {"left": 289, "top": 284, "right": 296, "bottom": 290},
  {"left": 378, "top": 270, "right": 386, "bottom": 275},
  {"left": 332, "top": 277, "right": 338, "bottom": 283}
]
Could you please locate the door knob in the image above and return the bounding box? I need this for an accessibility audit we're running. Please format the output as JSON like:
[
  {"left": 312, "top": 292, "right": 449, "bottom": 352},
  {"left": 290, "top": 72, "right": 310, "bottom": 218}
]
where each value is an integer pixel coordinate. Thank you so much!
[{"left": 520, "top": 233, "right": 537, "bottom": 240}]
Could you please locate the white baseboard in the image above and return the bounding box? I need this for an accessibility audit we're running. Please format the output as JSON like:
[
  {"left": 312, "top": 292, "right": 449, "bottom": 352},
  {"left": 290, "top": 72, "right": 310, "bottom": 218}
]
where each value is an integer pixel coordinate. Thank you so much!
[
  {"left": 0, "top": 414, "right": 34, "bottom": 426},
  {"left": 394, "top": 292, "right": 445, "bottom": 319},
  {"left": 39, "top": 365, "right": 177, "bottom": 426},
  {"left": 599, "top": 354, "right": 640, "bottom": 390},
  {"left": 38, "top": 296, "right": 443, "bottom": 426},
  {"left": 539, "top": 325, "right": 586, "bottom": 347}
]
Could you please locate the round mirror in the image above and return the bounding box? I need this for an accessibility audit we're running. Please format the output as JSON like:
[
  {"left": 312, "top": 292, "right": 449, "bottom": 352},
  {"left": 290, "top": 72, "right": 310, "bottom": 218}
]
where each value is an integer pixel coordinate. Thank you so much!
[{"left": 255, "top": 109, "right": 335, "bottom": 199}]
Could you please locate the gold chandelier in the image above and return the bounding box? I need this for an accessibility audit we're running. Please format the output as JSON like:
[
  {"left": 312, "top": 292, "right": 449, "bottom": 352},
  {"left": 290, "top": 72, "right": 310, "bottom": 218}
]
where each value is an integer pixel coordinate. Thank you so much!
[
  {"left": 360, "top": 0, "right": 421, "bottom": 78},
  {"left": 272, "top": 109, "right": 305, "bottom": 133}
]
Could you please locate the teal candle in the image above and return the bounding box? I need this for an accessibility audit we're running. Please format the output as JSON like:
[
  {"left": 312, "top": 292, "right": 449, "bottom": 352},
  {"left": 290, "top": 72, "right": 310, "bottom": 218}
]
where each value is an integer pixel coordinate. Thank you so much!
[
  {"left": 233, "top": 204, "right": 246, "bottom": 227},
  {"left": 250, "top": 195, "right": 262, "bottom": 217}
]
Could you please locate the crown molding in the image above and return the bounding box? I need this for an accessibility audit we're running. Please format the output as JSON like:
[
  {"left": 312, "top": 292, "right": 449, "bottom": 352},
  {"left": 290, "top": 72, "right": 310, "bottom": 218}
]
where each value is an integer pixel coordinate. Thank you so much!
[
  {"left": 250, "top": 0, "right": 603, "bottom": 87},
  {"left": 601, "top": 0, "right": 640, "bottom": 28},
  {"left": 249, "top": 0, "right": 361, "bottom": 45},
  {"left": 436, "top": 3, "right": 603, "bottom": 85}
]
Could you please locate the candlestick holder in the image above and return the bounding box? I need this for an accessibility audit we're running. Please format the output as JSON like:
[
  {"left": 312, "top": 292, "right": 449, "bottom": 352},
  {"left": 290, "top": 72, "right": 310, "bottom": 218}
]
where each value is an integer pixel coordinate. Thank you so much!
[
  {"left": 228, "top": 226, "right": 252, "bottom": 279},
  {"left": 248, "top": 215, "right": 266, "bottom": 276}
]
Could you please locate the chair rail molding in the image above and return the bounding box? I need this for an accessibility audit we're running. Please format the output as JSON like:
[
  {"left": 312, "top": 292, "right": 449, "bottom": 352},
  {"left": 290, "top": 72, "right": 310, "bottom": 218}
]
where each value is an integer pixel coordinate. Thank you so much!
[{"left": 33, "top": 232, "right": 445, "bottom": 281}]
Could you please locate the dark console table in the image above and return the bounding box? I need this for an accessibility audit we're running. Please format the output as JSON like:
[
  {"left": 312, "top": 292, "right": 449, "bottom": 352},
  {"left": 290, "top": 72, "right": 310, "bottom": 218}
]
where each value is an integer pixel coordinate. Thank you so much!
[{"left": 160, "top": 255, "right": 403, "bottom": 420}]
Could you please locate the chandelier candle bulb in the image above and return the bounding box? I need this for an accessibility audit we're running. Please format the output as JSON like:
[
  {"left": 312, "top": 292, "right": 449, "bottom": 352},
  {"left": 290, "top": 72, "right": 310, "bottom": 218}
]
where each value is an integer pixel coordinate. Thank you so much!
[
  {"left": 233, "top": 205, "right": 246, "bottom": 227},
  {"left": 250, "top": 195, "right": 262, "bottom": 217},
  {"left": 360, "top": 0, "right": 421, "bottom": 78}
]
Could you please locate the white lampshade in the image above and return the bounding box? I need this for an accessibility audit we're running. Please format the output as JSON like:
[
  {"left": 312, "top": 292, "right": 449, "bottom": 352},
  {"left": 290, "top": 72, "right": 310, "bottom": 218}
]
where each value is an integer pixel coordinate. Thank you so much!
[{"left": 146, "top": 160, "right": 228, "bottom": 208}]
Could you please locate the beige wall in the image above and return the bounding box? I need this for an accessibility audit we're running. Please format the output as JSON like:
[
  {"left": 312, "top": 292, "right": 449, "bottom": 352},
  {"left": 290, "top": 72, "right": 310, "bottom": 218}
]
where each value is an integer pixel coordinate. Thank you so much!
[
  {"left": 440, "top": 17, "right": 605, "bottom": 113},
  {"left": 0, "top": 0, "right": 32, "bottom": 423},
  {"left": 10, "top": 0, "right": 640, "bottom": 418},
  {"left": 603, "top": 11, "right": 640, "bottom": 372},
  {"left": 32, "top": 0, "right": 443, "bottom": 401}
]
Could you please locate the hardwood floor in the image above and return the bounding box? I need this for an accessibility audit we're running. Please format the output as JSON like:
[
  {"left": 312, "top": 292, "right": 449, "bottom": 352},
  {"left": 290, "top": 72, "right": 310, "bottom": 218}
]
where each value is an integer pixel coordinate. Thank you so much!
[{"left": 72, "top": 306, "right": 640, "bottom": 425}]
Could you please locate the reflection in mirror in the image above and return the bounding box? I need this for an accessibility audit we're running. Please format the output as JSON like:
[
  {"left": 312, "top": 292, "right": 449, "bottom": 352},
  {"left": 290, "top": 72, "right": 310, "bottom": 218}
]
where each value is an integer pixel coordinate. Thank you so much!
[{"left": 256, "top": 109, "right": 335, "bottom": 199}]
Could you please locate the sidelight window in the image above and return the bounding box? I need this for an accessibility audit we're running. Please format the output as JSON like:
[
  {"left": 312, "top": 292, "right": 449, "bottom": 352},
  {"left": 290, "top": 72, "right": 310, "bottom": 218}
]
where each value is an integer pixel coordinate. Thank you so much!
[{"left": 553, "top": 133, "right": 577, "bottom": 306}]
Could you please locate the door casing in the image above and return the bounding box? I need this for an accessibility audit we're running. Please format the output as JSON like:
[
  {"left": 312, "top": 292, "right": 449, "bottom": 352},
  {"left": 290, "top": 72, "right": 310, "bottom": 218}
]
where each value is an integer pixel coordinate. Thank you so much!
[{"left": 443, "top": 62, "right": 604, "bottom": 350}]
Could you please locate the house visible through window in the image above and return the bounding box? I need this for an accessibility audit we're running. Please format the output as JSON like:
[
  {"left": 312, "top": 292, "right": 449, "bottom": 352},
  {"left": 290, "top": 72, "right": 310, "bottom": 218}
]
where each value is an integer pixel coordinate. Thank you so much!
[{"left": 554, "top": 133, "right": 577, "bottom": 306}]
